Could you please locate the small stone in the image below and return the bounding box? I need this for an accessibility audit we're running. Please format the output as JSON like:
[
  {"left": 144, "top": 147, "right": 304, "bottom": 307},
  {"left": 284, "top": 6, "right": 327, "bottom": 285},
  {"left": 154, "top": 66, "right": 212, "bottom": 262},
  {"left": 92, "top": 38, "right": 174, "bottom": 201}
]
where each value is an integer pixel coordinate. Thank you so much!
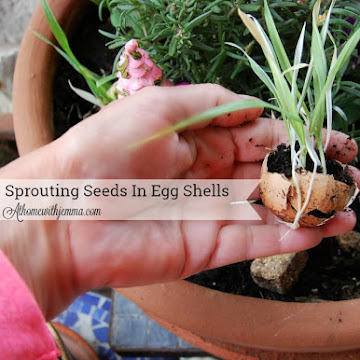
[
  {"left": 336, "top": 231, "right": 360, "bottom": 252},
  {"left": 250, "top": 252, "right": 308, "bottom": 295}
]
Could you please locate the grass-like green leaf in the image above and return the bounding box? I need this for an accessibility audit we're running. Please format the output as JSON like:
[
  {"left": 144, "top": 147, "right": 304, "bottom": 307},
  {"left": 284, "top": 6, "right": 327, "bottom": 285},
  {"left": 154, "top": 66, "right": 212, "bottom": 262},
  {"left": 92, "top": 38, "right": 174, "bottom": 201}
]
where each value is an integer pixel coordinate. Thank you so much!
[
  {"left": 33, "top": 31, "right": 80, "bottom": 72},
  {"left": 310, "top": 0, "right": 327, "bottom": 137},
  {"left": 263, "top": 0, "right": 291, "bottom": 78},
  {"left": 128, "top": 98, "right": 303, "bottom": 149},
  {"left": 41, "top": 0, "right": 78, "bottom": 64},
  {"left": 282, "top": 63, "right": 309, "bottom": 76},
  {"left": 292, "top": 23, "right": 306, "bottom": 103},
  {"left": 320, "top": 0, "right": 336, "bottom": 43},
  {"left": 68, "top": 81, "right": 104, "bottom": 108},
  {"left": 183, "top": 10, "right": 213, "bottom": 32},
  {"left": 324, "top": 30, "right": 338, "bottom": 153},
  {"left": 312, "top": 26, "right": 360, "bottom": 133},
  {"left": 238, "top": 7, "right": 304, "bottom": 150},
  {"left": 226, "top": 42, "right": 278, "bottom": 99},
  {"left": 38, "top": 0, "right": 117, "bottom": 106},
  {"left": 96, "top": 73, "right": 118, "bottom": 88}
]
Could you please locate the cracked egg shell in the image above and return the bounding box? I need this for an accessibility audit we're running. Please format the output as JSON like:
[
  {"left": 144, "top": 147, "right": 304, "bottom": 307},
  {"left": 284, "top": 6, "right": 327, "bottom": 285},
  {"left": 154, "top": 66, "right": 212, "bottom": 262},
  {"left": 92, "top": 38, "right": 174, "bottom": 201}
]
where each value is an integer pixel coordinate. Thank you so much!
[{"left": 259, "top": 153, "right": 359, "bottom": 227}]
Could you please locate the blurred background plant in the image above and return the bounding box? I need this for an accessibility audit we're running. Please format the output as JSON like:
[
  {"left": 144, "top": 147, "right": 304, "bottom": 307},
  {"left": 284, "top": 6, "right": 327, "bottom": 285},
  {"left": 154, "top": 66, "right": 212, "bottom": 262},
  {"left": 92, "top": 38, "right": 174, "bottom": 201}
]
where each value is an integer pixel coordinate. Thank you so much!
[
  {"left": 45, "top": 0, "right": 360, "bottom": 161},
  {"left": 92, "top": 0, "right": 360, "bottom": 159}
]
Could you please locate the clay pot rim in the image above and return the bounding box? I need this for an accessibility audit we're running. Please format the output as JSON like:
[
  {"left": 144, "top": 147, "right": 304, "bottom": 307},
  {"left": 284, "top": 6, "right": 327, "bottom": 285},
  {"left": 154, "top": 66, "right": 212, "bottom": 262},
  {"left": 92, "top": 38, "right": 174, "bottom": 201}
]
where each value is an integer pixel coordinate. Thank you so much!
[
  {"left": 12, "top": 0, "right": 360, "bottom": 356},
  {"left": 149, "top": 310, "right": 360, "bottom": 360},
  {"left": 116, "top": 280, "right": 360, "bottom": 353},
  {"left": 13, "top": 0, "right": 89, "bottom": 156}
]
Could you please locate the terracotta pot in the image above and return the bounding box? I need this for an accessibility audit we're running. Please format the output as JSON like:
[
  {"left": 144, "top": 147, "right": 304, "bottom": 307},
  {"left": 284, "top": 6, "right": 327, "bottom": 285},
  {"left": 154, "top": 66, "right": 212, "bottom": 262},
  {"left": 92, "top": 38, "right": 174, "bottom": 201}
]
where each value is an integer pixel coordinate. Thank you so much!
[
  {"left": 13, "top": 0, "right": 89, "bottom": 156},
  {"left": 116, "top": 281, "right": 360, "bottom": 358},
  {"left": 12, "top": 1, "right": 360, "bottom": 359},
  {"left": 152, "top": 312, "right": 360, "bottom": 360}
]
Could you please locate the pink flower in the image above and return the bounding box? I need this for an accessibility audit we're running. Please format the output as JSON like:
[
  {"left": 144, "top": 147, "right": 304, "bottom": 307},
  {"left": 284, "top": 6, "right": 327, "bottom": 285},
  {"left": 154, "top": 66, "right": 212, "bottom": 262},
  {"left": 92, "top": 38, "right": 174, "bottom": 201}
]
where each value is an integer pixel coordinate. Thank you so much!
[{"left": 116, "top": 39, "right": 163, "bottom": 98}]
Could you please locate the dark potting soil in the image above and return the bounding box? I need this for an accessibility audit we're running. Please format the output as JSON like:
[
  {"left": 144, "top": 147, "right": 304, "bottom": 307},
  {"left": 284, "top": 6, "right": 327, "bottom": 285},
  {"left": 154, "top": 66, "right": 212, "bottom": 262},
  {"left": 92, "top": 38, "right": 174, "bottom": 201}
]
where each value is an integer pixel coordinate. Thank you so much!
[
  {"left": 188, "top": 146, "right": 360, "bottom": 302},
  {"left": 53, "top": 4, "right": 117, "bottom": 138},
  {"left": 0, "top": 140, "right": 18, "bottom": 168},
  {"left": 267, "top": 143, "right": 354, "bottom": 185},
  {"left": 187, "top": 220, "right": 360, "bottom": 302},
  {"left": 53, "top": 3, "right": 360, "bottom": 302}
]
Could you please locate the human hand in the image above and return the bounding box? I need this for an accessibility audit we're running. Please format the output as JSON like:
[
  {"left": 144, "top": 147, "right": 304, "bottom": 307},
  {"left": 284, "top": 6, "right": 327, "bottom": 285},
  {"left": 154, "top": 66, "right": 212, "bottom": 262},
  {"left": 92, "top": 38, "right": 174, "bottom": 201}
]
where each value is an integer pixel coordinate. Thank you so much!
[{"left": 1, "top": 84, "right": 359, "bottom": 319}]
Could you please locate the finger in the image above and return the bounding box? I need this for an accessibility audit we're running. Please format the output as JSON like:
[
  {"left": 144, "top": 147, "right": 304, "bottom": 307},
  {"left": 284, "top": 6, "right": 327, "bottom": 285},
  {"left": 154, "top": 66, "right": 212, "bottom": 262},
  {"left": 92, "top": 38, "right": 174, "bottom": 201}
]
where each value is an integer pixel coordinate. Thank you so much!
[
  {"left": 232, "top": 117, "right": 359, "bottom": 163},
  {"left": 193, "top": 223, "right": 323, "bottom": 273},
  {"left": 229, "top": 204, "right": 278, "bottom": 225},
  {"left": 74, "top": 103, "right": 262, "bottom": 180},
  {"left": 203, "top": 207, "right": 357, "bottom": 272},
  {"left": 322, "top": 130, "right": 358, "bottom": 162},
  {"left": 346, "top": 165, "right": 360, "bottom": 187},
  {"left": 156, "top": 84, "right": 263, "bottom": 128},
  {"left": 232, "top": 117, "right": 288, "bottom": 162},
  {"left": 181, "top": 128, "right": 235, "bottom": 179},
  {"left": 320, "top": 209, "right": 357, "bottom": 238},
  {"left": 164, "top": 128, "right": 262, "bottom": 180},
  {"left": 180, "top": 130, "right": 264, "bottom": 180},
  {"left": 232, "top": 162, "right": 262, "bottom": 180},
  {"left": 232, "top": 162, "right": 262, "bottom": 199},
  {"left": 101, "top": 85, "right": 263, "bottom": 137}
]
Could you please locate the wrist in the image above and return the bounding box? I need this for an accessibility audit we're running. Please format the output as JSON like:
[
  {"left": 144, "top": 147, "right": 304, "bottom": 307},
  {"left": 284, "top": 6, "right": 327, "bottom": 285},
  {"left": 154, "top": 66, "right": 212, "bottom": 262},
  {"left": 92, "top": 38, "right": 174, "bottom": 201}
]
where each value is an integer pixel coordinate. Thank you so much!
[{"left": 0, "top": 219, "right": 78, "bottom": 319}]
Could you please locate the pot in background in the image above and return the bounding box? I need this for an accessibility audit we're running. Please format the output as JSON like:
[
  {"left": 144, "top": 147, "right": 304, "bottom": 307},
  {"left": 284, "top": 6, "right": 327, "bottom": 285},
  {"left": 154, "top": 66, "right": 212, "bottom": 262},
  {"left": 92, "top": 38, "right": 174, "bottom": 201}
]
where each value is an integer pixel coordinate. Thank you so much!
[
  {"left": 13, "top": 0, "right": 88, "bottom": 156},
  {"left": 116, "top": 281, "right": 360, "bottom": 359}
]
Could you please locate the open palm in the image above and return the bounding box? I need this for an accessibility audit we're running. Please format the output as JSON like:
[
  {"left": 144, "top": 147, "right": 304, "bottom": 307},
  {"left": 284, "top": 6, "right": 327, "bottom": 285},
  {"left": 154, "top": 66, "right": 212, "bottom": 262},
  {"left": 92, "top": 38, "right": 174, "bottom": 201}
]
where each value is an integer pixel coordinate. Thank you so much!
[{"left": 2, "top": 84, "right": 358, "bottom": 319}]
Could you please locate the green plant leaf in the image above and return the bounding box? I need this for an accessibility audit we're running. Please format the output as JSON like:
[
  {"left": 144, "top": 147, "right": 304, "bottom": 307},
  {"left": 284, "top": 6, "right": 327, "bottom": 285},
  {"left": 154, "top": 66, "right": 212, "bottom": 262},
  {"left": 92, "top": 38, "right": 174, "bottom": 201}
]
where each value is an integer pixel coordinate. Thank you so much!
[
  {"left": 320, "top": 0, "right": 336, "bottom": 43},
  {"left": 238, "top": 6, "right": 303, "bottom": 146},
  {"left": 129, "top": 98, "right": 303, "bottom": 149},
  {"left": 38, "top": 0, "right": 116, "bottom": 106},
  {"left": 41, "top": 0, "right": 78, "bottom": 64},
  {"left": 183, "top": 10, "right": 213, "bottom": 32},
  {"left": 96, "top": 73, "right": 118, "bottom": 87},
  {"left": 33, "top": 31, "right": 79, "bottom": 70},
  {"left": 310, "top": 0, "right": 327, "bottom": 136},
  {"left": 68, "top": 81, "right": 104, "bottom": 108},
  {"left": 312, "top": 26, "right": 360, "bottom": 133},
  {"left": 226, "top": 42, "right": 278, "bottom": 99},
  {"left": 263, "top": 0, "right": 291, "bottom": 77},
  {"left": 292, "top": 23, "right": 306, "bottom": 104},
  {"left": 324, "top": 30, "right": 338, "bottom": 153},
  {"left": 282, "top": 63, "right": 309, "bottom": 76}
]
